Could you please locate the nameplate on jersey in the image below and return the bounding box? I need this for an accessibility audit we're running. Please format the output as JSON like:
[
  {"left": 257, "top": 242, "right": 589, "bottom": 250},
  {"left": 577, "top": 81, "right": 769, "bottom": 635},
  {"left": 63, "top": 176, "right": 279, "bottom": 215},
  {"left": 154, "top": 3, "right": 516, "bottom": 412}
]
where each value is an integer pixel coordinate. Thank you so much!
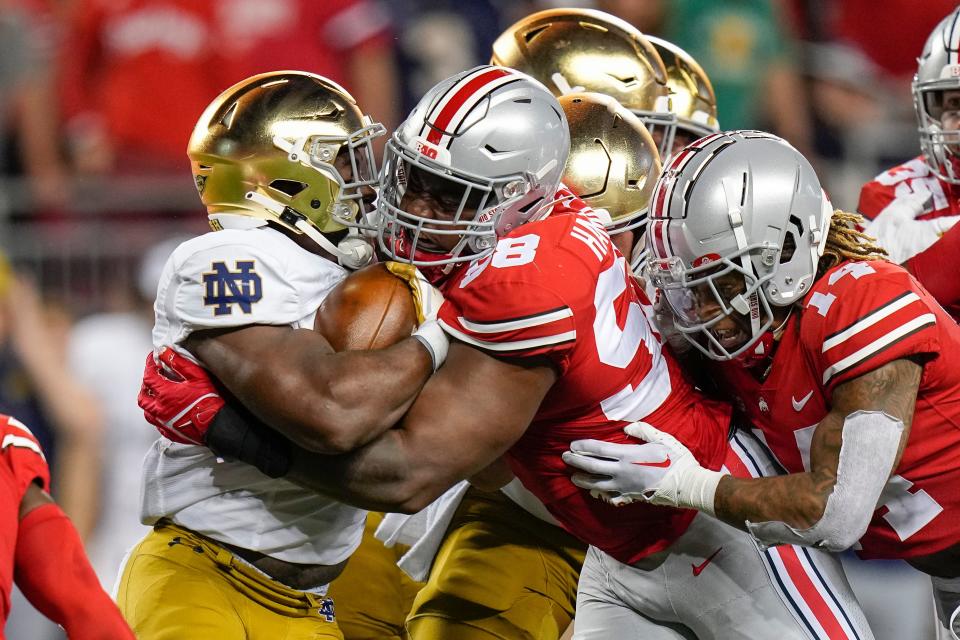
[{"left": 202, "top": 260, "right": 263, "bottom": 316}]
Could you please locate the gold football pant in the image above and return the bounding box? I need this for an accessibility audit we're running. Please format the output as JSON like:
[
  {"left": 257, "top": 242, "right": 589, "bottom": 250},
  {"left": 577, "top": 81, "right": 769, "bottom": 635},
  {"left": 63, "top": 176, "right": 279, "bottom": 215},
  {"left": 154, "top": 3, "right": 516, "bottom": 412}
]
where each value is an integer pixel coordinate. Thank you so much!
[
  {"left": 407, "top": 486, "right": 587, "bottom": 640},
  {"left": 116, "top": 521, "right": 343, "bottom": 640},
  {"left": 327, "top": 512, "right": 423, "bottom": 639}
]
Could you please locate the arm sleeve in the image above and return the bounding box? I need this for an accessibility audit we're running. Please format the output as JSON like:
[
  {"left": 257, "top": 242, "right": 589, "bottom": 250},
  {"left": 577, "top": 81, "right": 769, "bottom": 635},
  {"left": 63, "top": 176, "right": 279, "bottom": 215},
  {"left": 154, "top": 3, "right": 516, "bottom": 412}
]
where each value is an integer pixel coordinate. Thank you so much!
[
  {"left": 15, "top": 503, "right": 135, "bottom": 639},
  {"left": 804, "top": 264, "right": 940, "bottom": 395}
]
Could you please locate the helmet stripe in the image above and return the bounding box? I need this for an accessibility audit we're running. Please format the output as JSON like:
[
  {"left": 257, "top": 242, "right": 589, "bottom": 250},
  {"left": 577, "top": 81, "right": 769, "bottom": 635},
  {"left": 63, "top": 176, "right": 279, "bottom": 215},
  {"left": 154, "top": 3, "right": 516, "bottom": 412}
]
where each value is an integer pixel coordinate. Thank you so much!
[
  {"left": 422, "top": 66, "right": 492, "bottom": 129},
  {"left": 947, "top": 11, "right": 960, "bottom": 64},
  {"left": 651, "top": 174, "right": 670, "bottom": 219},
  {"left": 425, "top": 68, "right": 513, "bottom": 146},
  {"left": 651, "top": 219, "right": 670, "bottom": 259}
]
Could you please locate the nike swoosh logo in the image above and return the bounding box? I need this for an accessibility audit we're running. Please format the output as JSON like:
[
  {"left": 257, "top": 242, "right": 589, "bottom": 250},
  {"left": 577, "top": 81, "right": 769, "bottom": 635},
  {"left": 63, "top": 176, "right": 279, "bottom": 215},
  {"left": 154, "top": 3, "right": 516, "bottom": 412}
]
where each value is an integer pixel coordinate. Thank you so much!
[
  {"left": 792, "top": 390, "right": 814, "bottom": 412},
  {"left": 631, "top": 457, "right": 671, "bottom": 468},
  {"left": 692, "top": 547, "right": 723, "bottom": 576}
]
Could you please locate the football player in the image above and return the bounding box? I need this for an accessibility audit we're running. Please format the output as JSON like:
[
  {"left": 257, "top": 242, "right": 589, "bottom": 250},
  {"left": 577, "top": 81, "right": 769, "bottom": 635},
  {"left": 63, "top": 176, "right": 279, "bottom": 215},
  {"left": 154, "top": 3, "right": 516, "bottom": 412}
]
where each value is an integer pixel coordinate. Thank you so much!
[
  {"left": 143, "top": 68, "right": 872, "bottom": 639},
  {"left": 565, "top": 130, "right": 960, "bottom": 636},
  {"left": 0, "top": 413, "right": 134, "bottom": 638},
  {"left": 120, "top": 71, "right": 448, "bottom": 639},
  {"left": 355, "top": 12, "right": 666, "bottom": 638},
  {"left": 491, "top": 8, "right": 720, "bottom": 272},
  {"left": 858, "top": 6, "right": 960, "bottom": 318}
]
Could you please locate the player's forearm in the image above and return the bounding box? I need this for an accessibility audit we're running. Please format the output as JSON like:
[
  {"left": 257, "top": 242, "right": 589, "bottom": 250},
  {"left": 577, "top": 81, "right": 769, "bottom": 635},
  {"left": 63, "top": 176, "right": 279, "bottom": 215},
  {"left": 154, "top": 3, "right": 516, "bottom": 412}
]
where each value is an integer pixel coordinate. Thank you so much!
[
  {"left": 714, "top": 471, "right": 835, "bottom": 531},
  {"left": 190, "top": 327, "right": 433, "bottom": 453},
  {"left": 287, "top": 430, "right": 442, "bottom": 513},
  {"left": 203, "top": 398, "right": 439, "bottom": 510}
]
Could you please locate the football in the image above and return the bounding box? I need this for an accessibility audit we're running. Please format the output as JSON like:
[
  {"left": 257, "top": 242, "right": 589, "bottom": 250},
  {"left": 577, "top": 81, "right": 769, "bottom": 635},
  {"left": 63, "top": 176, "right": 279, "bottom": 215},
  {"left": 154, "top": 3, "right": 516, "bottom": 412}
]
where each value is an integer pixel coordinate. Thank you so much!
[{"left": 314, "top": 263, "right": 418, "bottom": 351}]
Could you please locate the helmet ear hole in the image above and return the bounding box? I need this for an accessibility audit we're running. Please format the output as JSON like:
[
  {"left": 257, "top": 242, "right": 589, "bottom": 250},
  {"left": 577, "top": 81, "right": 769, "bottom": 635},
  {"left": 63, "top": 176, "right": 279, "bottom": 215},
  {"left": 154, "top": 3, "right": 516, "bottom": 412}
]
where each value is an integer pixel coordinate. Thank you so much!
[
  {"left": 269, "top": 179, "right": 308, "bottom": 197},
  {"left": 780, "top": 231, "right": 797, "bottom": 264}
]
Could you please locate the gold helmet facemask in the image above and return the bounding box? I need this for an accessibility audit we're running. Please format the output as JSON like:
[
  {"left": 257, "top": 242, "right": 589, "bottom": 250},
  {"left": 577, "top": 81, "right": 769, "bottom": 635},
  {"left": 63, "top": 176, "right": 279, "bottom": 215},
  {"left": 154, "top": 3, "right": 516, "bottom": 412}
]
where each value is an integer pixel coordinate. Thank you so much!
[
  {"left": 188, "top": 71, "right": 386, "bottom": 268},
  {"left": 559, "top": 93, "right": 661, "bottom": 266},
  {"left": 647, "top": 36, "right": 719, "bottom": 153},
  {"left": 491, "top": 8, "right": 675, "bottom": 158}
]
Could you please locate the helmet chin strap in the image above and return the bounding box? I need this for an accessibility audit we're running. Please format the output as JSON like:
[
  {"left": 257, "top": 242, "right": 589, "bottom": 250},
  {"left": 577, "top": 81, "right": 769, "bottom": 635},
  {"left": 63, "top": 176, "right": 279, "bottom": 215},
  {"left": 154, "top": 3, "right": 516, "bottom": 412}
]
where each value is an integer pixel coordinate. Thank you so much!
[{"left": 245, "top": 191, "right": 373, "bottom": 270}]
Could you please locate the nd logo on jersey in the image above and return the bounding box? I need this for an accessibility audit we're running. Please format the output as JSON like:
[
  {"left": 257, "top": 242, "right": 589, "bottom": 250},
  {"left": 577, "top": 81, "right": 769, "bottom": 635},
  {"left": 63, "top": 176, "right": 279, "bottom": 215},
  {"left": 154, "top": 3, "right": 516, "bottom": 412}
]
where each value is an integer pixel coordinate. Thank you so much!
[{"left": 202, "top": 261, "right": 262, "bottom": 316}]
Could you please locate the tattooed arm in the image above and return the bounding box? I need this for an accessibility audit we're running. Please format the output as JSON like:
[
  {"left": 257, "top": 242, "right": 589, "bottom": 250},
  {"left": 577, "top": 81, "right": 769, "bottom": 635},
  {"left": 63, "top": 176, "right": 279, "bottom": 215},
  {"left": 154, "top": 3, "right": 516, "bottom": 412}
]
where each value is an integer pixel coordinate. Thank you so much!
[{"left": 714, "top": 358, "right": 922, "bottom": 530}]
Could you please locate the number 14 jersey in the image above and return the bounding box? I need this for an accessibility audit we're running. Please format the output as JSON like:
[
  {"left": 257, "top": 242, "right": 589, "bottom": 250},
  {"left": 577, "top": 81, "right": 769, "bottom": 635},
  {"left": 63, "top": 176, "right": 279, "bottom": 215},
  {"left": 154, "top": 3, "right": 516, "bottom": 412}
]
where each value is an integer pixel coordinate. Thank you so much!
[
  {"left": 717, "top": 260, "right": 960, "bottom": 560},
  {"left": 437, "top": 201, "right": 731, "bottom": 564}
]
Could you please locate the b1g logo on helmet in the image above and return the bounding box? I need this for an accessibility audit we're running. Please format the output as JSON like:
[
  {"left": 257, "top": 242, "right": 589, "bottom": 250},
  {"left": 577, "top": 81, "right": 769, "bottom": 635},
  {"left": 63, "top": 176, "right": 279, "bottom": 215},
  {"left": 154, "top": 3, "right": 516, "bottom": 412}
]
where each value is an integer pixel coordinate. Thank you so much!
[
  {"left": 416, "top": 140, "right": 438, "bottom": 159},
  {"left": 692, "top": 253, "right": 722, "bottom": 267},
  {"left": 414, "top": 137, "right": 451, "bottom": 164}
]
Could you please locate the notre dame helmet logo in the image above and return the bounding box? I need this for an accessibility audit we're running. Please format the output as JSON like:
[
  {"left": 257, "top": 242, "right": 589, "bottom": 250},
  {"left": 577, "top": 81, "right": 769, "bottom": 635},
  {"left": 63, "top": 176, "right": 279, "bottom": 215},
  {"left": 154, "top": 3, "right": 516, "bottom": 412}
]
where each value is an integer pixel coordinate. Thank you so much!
[{"left": 202, "top": 261, "right": 263, "bottom": 316}]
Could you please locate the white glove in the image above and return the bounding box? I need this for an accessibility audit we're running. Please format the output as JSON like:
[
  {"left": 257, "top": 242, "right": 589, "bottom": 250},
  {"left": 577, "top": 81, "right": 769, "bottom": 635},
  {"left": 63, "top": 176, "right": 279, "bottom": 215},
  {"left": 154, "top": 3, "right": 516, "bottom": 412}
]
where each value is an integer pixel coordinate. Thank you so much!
[
  {"left": 384, "top": 262, "right": 449, "bottom": 371},
  {"left": 562, "top": 422, "right": 728, "bottom": 515},
  {"left": 863, "top": 189, "right": 960, "bottom": 264}
]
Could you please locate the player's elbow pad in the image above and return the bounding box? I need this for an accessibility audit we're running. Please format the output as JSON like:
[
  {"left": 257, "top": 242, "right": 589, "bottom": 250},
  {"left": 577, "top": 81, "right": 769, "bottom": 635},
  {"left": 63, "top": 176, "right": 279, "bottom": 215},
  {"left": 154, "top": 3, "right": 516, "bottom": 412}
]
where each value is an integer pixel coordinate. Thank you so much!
[
  {"left": 746, "top": 410, "right": 904, "bottom": 552},
  {"left": 746, "top": 483, "right": 873, "bottom": 552},
  {"left": 803, "top": 495, "right": 873, "bottom": 552}
]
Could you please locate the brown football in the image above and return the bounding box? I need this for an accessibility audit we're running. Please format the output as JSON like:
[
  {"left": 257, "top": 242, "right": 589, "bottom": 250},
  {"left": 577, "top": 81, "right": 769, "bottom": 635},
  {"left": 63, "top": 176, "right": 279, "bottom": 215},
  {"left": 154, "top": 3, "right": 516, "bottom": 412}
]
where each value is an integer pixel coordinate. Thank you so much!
[{"left": 314, "top": 263, "right": 418, "bottom": 351}]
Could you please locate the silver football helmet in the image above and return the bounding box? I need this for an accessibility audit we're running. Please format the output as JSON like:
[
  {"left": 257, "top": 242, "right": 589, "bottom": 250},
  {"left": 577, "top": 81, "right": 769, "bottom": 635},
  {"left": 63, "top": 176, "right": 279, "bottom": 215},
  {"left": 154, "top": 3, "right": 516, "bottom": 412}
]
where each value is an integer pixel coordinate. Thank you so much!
[
  {"left": 914, "top": 6, "right": 960, "bottom": 184},
  {"left": 646, "top": 131, "right": 833, "bottom": 361},
  {"left": 378, "top": 66, "right": 570, "bottom": 267}
]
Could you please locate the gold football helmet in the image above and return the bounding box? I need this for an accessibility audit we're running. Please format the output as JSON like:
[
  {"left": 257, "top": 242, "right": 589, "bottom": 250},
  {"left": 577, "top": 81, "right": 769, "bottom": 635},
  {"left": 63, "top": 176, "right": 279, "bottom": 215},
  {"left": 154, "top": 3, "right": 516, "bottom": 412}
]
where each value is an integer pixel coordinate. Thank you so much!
[
  {"left": 491, "top": 8, "right": 675, "bottom": 157},
  {"left": 647, "top": 36, "right": 719, "bottom": 149},
  {"left": 188, "top": 71, "right": 385, "bottom": 267},
  {"left": 559, "top": 93, "right": 661, "bottom": 236}
]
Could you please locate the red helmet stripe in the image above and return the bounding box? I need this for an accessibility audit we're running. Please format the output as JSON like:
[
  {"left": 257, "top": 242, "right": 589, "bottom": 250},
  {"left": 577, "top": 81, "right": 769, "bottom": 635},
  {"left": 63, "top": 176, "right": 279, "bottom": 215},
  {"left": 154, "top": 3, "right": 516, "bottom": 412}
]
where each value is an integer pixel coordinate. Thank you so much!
[
  {"left": 426, "top": 68, "right": 512, "bottom": 145},
  {"left": 652, "top": 176, "right": 669, "bottom": 219},
  {"left": 651, "top": 220, "right": 670, "bottom": 259}
]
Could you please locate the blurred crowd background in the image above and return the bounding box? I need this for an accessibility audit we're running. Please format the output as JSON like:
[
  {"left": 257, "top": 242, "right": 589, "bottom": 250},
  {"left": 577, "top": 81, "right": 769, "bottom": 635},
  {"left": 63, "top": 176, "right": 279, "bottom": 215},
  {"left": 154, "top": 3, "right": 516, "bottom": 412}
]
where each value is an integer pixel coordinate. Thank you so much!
[{"left": 0, "top": 0, "right": 955, "bottom": 637}]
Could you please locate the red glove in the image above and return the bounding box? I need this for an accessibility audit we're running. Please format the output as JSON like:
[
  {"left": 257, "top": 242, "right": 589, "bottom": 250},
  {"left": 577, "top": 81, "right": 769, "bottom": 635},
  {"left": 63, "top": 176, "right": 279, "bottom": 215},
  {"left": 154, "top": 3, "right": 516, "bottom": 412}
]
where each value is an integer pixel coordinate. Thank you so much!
[{"left": 138, "top": 347, "right": 224, "bottom": 445}]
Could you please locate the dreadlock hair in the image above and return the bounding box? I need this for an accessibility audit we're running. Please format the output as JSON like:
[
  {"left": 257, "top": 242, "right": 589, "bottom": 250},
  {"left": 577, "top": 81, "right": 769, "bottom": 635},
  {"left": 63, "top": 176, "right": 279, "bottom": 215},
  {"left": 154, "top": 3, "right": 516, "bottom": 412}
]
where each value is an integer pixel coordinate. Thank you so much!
[{"left": 815, "top": 210, "right": 888, "bottom": 280}]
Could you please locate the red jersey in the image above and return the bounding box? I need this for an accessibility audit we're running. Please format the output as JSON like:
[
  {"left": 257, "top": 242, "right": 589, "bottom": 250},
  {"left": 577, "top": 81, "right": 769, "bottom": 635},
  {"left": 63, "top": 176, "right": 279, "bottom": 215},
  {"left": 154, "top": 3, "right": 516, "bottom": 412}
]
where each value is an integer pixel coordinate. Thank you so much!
[
  {"left": 858, "top": 156, "right": 960, "bottom": 320},
  {"left": 858, "top": 156, "right": 960, "bottom": 223},
  {"left": 437, "top": 198, "right": 731, "bottom": 564},
  {"left": 716, "top": 260, "right": 960, "bottom": 560},
  {"left": 0, "top": 414, "right": 50, "bottom": 626}
]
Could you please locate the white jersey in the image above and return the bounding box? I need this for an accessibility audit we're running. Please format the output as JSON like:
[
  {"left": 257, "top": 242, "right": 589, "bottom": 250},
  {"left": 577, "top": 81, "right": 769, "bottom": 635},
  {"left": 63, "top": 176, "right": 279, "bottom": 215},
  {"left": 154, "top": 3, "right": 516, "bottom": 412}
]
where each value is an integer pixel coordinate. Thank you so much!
[{"left": 141, "top": 226, "right": 366, "bottom": 565}]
